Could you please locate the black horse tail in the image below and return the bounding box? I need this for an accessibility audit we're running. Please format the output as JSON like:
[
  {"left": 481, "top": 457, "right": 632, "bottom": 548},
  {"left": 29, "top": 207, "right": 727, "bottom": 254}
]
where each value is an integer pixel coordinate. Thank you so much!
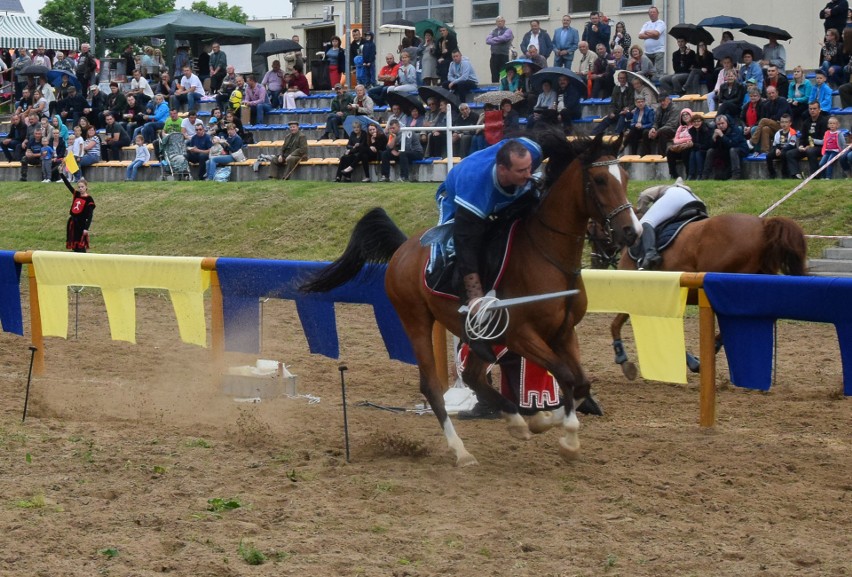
[
  {"left": 300, "top": 207, "right": 408, "bottom": 293},
  {"left": 761, "top": 216, "right": 808, "bottom": 276}
]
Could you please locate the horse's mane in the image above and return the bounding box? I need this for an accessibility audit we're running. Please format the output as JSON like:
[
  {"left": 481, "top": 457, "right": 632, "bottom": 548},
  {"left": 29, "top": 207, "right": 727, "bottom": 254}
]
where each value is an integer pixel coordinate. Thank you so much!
[{"left": 524, "top": 126, "right": 622, "bottom": 187}]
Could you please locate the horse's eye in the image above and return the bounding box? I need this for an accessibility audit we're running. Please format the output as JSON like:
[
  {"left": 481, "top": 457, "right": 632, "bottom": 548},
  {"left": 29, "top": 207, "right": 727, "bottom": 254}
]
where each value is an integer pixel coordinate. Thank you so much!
[{"left": 593, "top": 175, "right": 607, "bottom": 185}]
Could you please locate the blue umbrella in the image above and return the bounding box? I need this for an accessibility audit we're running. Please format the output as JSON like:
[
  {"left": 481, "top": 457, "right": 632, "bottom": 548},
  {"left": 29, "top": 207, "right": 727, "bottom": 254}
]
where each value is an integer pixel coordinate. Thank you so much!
[
  {"left": 698, "top": 16, "right": 748, "bottom": 29},
  {"left": 47, "top": 69, "right": 81, "bottom": 91},
  {"left": 343, "top": 115, "right": 382, "bottom": 135}
]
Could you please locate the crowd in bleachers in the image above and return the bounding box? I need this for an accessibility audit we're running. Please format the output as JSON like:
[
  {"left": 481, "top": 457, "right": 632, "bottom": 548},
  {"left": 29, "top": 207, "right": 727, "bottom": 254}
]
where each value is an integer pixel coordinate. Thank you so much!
[{"left": 2, "top": 2, "right": 852, "bottom": 183}]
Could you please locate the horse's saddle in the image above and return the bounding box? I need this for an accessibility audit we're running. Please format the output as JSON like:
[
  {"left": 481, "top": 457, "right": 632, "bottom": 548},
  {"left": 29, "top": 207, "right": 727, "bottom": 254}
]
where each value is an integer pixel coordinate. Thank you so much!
[
  {"left": 422, "top": 220, "right": 519, "bottom": 299},
  {"left": 628, "top": 202, "right": 709, "bottom": 262}
]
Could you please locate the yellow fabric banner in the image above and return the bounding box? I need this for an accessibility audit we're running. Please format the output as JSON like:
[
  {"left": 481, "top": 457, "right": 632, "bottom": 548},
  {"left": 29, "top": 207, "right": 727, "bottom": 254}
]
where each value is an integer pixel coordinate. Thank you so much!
[
  {"left": 64, "top": 153, "right": 79, "bottom": 175},
  {"left": 32, "top": 252, "right": 211, "bottom": 347},
  {"left": 582, "top": 270, "right": 688, "bottom": 384}
]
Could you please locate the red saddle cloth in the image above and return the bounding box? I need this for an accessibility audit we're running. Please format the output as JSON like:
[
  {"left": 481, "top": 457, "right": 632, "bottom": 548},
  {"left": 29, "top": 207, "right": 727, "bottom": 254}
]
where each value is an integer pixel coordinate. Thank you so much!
[{"left": 458, "top": 344, "right": 562, "bottom": 413}]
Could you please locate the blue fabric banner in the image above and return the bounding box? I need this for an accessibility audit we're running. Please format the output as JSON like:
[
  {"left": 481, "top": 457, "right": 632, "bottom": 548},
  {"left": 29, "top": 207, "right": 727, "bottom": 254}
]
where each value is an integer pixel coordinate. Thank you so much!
[
  {"left": 215, "top": 258, "right": 416, "bottom": 364},
  {"left": 0, "top": 250, "right": 24, "bottom": 335},
  {"left": 703, "top": 273, "right": 852, "bottom": 395}
]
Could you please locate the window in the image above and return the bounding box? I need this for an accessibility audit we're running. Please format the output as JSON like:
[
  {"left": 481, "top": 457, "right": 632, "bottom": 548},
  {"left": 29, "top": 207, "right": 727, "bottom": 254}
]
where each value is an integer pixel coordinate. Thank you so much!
[
  {"left": 569, "top": 0, "right": 598, "bottom": 14},
  {"left": 622, "top": 0, "right": 653, "bottom": 7},
  {"left": 519, "top": 0, "right": 548, "bottom": 18},
  {"left": 472, "top": 0, "right": 499, "bottom": 20},
  {"left": 381, "top": 0, "right": 454, "bottom": 25}
]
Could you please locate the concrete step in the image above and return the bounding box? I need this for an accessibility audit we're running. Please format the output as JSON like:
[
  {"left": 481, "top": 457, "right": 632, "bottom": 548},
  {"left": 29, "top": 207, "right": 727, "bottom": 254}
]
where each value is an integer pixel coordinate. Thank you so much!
[
  {"left": 810, "top": 271, "right": 852, "bottom": 278},
  {"left": 824, "top": 247, "right": 852, "bottom": 260},
  {"left": 840, "top": 237, "right": 852, "bottom": 249},
  {"left": 808, "top": 258, "right": 852, "bottom": 273}
]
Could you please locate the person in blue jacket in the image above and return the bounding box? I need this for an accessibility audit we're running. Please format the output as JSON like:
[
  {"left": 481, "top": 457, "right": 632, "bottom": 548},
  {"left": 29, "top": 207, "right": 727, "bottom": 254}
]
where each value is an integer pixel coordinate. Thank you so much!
[
  {"left": 360, "top": 31, "right": 377, "bottom": 87},
  {"left": 435, "top": 138, "right": 543, "bottom": 338}
]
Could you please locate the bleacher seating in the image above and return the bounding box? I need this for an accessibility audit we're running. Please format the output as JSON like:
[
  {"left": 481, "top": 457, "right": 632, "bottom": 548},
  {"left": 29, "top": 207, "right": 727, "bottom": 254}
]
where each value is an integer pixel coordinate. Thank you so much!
[{"left": 1, "top": 77, "right": 849, "bottom": 183}]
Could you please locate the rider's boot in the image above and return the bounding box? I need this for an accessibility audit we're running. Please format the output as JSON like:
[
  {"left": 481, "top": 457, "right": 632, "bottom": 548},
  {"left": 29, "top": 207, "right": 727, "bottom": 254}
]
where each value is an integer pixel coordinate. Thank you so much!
[{"left": 638, "top": 223, "right": 662, "bottom": 271}]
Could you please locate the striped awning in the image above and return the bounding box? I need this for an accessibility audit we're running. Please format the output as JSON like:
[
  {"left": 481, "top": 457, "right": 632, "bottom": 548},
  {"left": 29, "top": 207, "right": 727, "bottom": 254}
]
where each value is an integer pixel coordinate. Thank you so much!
[{"left": 0, "top": 14, "right": 78, "bottom": 51}]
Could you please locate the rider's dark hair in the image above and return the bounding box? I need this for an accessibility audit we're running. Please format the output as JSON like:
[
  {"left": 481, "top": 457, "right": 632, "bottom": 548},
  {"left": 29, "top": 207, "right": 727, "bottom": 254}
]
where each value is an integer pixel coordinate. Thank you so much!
[{"left": 496, "top": 140, "right": 530, "bottom": 168}]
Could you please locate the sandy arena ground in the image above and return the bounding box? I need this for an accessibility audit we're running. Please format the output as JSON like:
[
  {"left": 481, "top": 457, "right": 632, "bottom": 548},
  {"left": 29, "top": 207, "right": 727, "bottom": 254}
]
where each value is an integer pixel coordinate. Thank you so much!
[{"left": 0, "top": 287, "right": 849, "bottom": 576}]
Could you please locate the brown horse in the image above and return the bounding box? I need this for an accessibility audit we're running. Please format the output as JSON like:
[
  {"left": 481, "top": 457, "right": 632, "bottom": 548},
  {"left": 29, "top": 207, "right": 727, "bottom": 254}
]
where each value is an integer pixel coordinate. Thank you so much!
[
  {"left": 608, "top": 213, "right": 808, "bottom": 379},
  {"left": 302, "top": 134, "right": 641, "bottom": 466}
]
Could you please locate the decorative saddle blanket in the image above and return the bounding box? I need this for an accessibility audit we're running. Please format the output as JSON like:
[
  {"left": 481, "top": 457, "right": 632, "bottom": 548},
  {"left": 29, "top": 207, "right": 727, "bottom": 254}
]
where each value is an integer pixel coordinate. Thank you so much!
[
  {"left": 423, "top": 220, "right": 519, "bottom": 299},
  {"left": 628, "top": 202, "right": 708, "bottom": 262}
]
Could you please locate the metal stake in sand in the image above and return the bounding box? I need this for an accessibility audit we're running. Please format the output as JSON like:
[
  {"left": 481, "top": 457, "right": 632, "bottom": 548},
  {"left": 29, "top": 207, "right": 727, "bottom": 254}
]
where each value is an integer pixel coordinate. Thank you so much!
[
  {"left": 72, "top": 286, "right": 85, "bottom": 339},
  {"left": 22, "top": 346, "right": 37, "bottom": 423},
  {"left": 339, "top": 363, "right": 351, "bottom": 463}
]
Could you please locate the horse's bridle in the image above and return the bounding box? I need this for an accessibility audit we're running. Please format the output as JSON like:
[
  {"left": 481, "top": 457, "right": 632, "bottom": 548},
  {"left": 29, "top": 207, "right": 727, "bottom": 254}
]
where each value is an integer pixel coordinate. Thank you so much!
[{"left": 585, "top": 158, "right": 633, "bottom": 237}]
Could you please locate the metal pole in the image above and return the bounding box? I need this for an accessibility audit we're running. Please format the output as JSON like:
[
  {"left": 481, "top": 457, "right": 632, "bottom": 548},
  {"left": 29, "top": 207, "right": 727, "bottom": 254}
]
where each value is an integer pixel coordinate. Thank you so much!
[
  {"left": 22, "top": 346, "right": 37, "bottom": 423},
  {"left": 445, "top": 103, "right": 454, "bottom": 172},
  {"left": 339, "top": 363, "right": 351, "bottom": 462},
  {"left": 344, "top": 0, "right": 352, "bottom": 88},
  {"left": 89, "top": 0, "right": 96, "bottom": 52}
]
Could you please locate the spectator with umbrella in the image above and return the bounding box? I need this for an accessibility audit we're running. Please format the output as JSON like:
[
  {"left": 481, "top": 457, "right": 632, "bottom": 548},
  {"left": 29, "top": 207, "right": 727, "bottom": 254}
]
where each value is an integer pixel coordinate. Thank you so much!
[
  {"left": 555, "top": 73, "right": 584, "bottom": 132},
  {"left": 660, "top": 27, "right": 704, "bottom": 94},
  {"left": 261, "top": 60, "right": 286, "bottom": 108},
  {"left": 682, "top": 41, "right": 715, "bottom": 95}
]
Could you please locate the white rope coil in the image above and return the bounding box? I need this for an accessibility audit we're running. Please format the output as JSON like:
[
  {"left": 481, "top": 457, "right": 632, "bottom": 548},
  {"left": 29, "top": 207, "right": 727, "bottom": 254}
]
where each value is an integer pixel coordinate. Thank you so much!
[{"left": 464, "top": 295, "right": 510, "bottom": 341}]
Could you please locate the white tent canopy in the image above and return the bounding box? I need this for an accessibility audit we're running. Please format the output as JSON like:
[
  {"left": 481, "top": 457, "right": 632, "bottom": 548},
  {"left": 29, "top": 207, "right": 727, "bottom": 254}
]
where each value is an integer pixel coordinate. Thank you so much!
[{"left": 0, "top": 14, "right": 78, "bottom": 51}]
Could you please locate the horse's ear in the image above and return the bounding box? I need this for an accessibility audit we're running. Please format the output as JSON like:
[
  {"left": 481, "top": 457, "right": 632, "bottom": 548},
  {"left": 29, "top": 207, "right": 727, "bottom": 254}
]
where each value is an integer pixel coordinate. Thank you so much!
[{"left": 611, "top": 132, "right": 625, "bottom": 156}]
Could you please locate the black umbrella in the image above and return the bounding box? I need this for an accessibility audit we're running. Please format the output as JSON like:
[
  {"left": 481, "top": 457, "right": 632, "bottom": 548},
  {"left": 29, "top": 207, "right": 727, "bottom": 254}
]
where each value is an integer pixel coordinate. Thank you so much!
[
  {"left": 20, "top": 64, "right": 50, "bottom": 76},
  {"left": 417, "top": 85, "right": 460, "bottom": 108},
  {"left": 255, "top": 39, "right": 302, "bottom": 57},
  {"left": 386, "top": 91, "right": 424, "bottom": 115},
  {"left": 669, "top": 23, "right": 714, "bottom": 46},
  {"left": 697, "top": 15, "right": 748, "bottom": 29},
  {"left": 739, "top": 24, "right": 792, "bottom": 42},
  {"left": 531, "top": 67, "right": 588, "bottom": 99},
  {"left": 712, "top": 40, "right": 764, "bottom": 63}
]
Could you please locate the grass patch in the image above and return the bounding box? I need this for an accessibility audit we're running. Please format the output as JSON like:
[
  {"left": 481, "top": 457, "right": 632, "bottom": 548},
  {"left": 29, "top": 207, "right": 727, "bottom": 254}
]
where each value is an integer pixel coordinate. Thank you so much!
[
  {"left": 1, "top": 180, "right": 847, "bottom": 260},
  {"left": 15, "top": 493, "right": 46, "bottom": 509},
  {"left": 238, "top": 539, "right": 266, "bottom": 565},
  {"left": 184, "top": 438, "right": 212, "bottom": 448},
  {"left": 207, "top": 497, "right": 243, "bottom": 512}
]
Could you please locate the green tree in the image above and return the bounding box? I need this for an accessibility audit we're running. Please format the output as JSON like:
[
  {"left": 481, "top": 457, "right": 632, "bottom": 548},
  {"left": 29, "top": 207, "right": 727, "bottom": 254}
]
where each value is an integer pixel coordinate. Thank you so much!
[
  {"left": 38, "top": 0, "right": 175, "bottom": 54},
  {"left": 190, "top": 1, "right": 248, "bottom": 24}
]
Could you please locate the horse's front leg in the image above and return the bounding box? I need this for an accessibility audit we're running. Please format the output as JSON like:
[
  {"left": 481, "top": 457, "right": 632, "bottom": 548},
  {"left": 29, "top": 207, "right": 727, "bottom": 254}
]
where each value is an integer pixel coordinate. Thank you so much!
[
  {"left": 610, "top": 313, "right": 638, "bottom": 380},
  {"left": 510, "top": 329, "right": 589, "bottom": 463}
]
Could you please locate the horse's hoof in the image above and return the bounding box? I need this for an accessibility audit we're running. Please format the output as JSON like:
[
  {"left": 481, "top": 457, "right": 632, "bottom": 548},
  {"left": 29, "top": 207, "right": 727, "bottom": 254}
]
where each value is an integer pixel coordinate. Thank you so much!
[
  {"left": 504, "top": 412, "right": 532, "bottom": 440},
  {"left": 456, "top": 453, "right": 479, "bottom": 467},
  {"left": 621, "top": 361, "right": 638, "bottom": 381},
  {"left": 509, "top": 423, "right": 532, "bottom": 441},
  {"left": 558, "top": 436, "right": 581, "bottom": 462},
  {"left": 686, "top": 352, "right": 701, "bottom": 373},
  {"left": 528, "top": 410, "right": 558, "bottom": 434}
]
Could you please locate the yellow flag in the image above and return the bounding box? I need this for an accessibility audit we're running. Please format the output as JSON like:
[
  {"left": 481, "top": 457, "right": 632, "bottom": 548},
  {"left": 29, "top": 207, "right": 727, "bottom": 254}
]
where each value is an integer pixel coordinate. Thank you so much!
[{"left": 65, "top": 153, "right": 79, "bottom": 175}]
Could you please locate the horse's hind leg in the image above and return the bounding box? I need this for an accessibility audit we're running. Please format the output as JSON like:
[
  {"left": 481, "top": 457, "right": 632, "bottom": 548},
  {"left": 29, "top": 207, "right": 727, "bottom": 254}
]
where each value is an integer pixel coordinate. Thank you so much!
[
  {"left": 461, "top": 358, "right": 530, "bottom": 441},
  {"left": 610, "top": 313, "right": 638, "bottom": 380},
  {"left": 406, "top": 319, "right": 478, "bottom": 467}
]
